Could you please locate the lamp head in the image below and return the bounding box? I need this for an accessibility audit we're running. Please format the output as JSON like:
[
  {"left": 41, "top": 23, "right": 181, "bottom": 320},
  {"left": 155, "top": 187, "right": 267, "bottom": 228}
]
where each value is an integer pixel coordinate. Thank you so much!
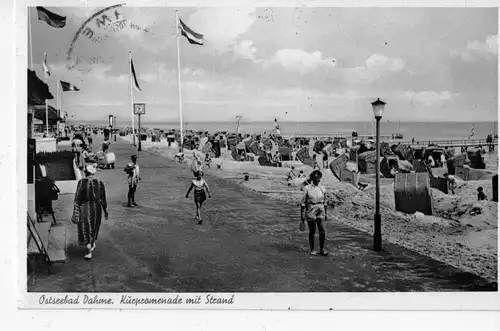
[{"left": 371, "top": 98, "right": 386, "bottom": 119}]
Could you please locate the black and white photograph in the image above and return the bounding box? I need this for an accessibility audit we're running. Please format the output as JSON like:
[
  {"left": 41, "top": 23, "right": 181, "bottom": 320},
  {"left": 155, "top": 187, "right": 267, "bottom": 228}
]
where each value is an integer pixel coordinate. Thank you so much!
[{"left": 14, "top": 0, "right": 500, "bottom": 312}]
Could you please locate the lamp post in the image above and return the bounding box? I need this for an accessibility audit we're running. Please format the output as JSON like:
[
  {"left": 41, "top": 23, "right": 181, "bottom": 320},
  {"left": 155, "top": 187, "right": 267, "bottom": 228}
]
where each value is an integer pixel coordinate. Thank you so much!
[
  {"left": 371, "top": 98, "right": 386, "bottom": 252},
  {"left": 114, "top": 116, "right": 117, "bottom": 142}
]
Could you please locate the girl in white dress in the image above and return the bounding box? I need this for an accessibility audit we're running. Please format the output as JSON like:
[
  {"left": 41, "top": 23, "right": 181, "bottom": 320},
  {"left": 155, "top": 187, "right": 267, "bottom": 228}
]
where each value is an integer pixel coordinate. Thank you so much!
[{"left": 185, "top": 171, "right": 211, "bottom": 224}]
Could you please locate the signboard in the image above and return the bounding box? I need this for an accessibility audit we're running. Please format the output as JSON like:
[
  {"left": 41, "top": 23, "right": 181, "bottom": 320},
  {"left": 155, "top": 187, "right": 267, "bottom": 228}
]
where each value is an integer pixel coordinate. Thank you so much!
[
  {"left": 134, "top": 103, "right": 146, "bottom": 115},
  {"left": 109, "top": 115, "right": 114, "bottom": 127}
]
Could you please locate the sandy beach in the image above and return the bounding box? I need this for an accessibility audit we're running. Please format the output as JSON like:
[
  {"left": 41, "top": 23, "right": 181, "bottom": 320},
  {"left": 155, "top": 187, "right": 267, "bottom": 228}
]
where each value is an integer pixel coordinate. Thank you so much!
[{"left": 131, "top": 136, "right": 498, "bottom": 283}]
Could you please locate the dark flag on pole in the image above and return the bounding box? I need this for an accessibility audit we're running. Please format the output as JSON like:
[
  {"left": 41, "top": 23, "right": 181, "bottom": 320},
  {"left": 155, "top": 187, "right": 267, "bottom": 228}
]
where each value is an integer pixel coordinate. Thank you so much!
[
  {"left": 130, "top": 57, "right": 142, "bottom": 91},
  {"left": 178, "top": 18, "right": 204, "bottom": 45},
  {"left": 60, "top": 80, "right": 79, "bottom": 92},
  {"left": 36, "top": 7, "right": 66, "bottom": 28}
]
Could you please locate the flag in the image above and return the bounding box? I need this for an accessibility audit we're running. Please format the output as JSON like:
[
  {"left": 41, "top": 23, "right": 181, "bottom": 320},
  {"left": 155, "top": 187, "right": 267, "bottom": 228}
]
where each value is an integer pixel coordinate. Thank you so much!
[
  {"left": 36, "top": 7, "right": 66, "bottom": 28},
  {"left": 178, "top": 18, "right": 204, "bottom": 45},
  {"left": 130, "top": 57, "right": 142, "bottom": 91},
  {"left": 273, "top": 118, "right": 281, "bottom": 135},
  {"left": 60, "top": 80, "right": 80, "bottom": 92},
  {"left": 42, "top": 52, "right": 50, "bottom": 78},
  {"left": 469, "top": 124, "right": 475, "bottom": 139},
  {"left": 236, "top": 116, "right": 242, "bottom": 134}
]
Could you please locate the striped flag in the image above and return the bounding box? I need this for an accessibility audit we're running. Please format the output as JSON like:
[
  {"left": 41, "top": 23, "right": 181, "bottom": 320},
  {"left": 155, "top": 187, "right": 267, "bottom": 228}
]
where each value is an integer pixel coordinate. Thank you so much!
[
  {"left": 236, "top": 116, "right": 242, "bottom": 134},
  {"left": 469, "top": 124, "right": 475, "bottom": 139},
  {"left": 273, "top": 118, "right": 281, "bottom": 135},
  {"left": 130, "top": 57, "right": 142, "bottom": 91},
  {"left": 178, "top": 18, "right": 204, "bottom": 45},
  {"left": 60, "top": 80, "right": 79, "bottom": 92},
  {"left": 42, "top": 52, "right": 50, "bottom": 78},
  {"left": 36, "top": 7, "right": 66, "bottom": 28}
]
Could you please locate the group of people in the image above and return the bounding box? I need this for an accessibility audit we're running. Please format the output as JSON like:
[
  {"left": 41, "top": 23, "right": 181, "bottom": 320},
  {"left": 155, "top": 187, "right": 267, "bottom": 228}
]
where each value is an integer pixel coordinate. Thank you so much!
[{"left": 66, "top": 128, "right": 351, "bottom": 261}]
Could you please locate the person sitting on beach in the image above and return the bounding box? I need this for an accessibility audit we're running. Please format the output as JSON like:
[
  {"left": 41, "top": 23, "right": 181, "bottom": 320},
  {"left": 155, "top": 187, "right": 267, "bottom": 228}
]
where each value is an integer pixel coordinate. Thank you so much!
[
  {"left": 427, "top": 154, "right": 435, "bottom": 168},
  {"left": 286, "top": 166, "right": 297, "bottom": 181},
  {"left": 313, "top": 161, "right": 321, "bottom": 170},
  {"left": 477, "top": 187, "right": 488, "bottom": 201},
  {"left": 81, "top": 144, "right": 90, "bottom": 160},
  {"left": 298, "top": 170, "right": 306, "bottom": 179},
  {"left": 300, "top": 170, "right": 329, "bottom": 256},
  {"left": 185, "top": 171, "right": 211, "bottom": 224},
  {"left": 443, "top": 173, "right": 457, "bottom": 195},
  {"left": 174, "top": 152, "right": 185, "bottom": 163}
]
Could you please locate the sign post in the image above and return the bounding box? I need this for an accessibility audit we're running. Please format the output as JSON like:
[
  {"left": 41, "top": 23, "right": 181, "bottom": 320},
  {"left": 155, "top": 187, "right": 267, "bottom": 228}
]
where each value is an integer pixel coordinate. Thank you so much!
[{"left": 134, "top": 103, "right": 146, "bottom": 151}]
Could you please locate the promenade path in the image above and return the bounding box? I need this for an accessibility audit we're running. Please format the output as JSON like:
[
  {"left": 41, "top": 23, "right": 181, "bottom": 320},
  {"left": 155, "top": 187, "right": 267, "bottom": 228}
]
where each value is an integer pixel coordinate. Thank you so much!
[{"left": 29, "top": 135, "right": 497, "bottom": 292}]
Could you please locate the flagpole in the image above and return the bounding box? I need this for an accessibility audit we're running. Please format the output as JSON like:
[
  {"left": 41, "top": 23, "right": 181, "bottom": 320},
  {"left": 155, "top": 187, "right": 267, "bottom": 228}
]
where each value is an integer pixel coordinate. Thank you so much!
[
  {"left": 56, "top": 80, "right": 59, "bottom": 117},
  {"left": 28, "top": 7, "right": 33, "bottom": 70},
  {"left": 45, "top": 77, "right": 49, "bottom": 136},
  {"left": 129, "top": 51, "right": 136, "bottom": 146},
  {"left": 175, "top": 10, "right": 184, "bottom": 153}
]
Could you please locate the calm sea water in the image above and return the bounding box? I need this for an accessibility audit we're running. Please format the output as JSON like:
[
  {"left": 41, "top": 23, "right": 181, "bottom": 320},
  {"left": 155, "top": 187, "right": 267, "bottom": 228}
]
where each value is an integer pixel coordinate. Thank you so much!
[{"left": 80, "top": 120, "right": 497, "bottom": 141}]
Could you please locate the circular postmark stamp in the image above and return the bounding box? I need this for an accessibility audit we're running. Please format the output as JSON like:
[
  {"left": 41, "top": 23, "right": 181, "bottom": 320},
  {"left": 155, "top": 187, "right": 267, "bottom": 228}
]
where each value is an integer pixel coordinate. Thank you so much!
[{"left": 66, "top": 4, "right": 150, "bottom": 70}]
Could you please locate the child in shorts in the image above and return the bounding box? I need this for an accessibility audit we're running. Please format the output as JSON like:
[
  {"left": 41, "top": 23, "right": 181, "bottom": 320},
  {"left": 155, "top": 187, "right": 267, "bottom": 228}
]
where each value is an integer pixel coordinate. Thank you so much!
[{"left": 186, "top": 171, "right": 211, "bottom": 224}]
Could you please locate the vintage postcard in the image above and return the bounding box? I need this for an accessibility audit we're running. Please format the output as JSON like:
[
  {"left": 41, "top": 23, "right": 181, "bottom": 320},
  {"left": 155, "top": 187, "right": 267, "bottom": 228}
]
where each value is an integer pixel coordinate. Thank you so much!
[{"left": 14, "top": 0, "right": 500, "bottom": 312}]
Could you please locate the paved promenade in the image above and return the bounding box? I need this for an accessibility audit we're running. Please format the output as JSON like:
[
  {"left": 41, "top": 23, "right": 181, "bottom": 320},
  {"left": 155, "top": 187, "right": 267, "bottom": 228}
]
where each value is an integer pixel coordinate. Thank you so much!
[{"left": 29, "top": 135, "right": 497, "bottom": 292}]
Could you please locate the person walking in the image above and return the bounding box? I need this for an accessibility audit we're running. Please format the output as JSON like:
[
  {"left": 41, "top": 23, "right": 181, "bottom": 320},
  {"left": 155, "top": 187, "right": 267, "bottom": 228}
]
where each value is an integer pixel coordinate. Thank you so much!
[
  {"left": 191, "top": 144, "right": 204, "bottom": 176},
  {"left": 300, "top": 170, "right": 329, "bottom": 256},
  {"left": 204, "top": 153, "right": 212, "bottom": 168},
  {"left": 124, "top": 155, "right": 140, "bottom": 207},
  {"left": 286, "top": 166, "right": 297, "bottom": 181},
  {"left": 71, "top": 164, "right": 108, "bottom": 259},
  {"left": 322, "top": 152, "right": 328, "bottom": 169},
  {"left": 185, "top": 170, "right": 211, "bottom": 224}
]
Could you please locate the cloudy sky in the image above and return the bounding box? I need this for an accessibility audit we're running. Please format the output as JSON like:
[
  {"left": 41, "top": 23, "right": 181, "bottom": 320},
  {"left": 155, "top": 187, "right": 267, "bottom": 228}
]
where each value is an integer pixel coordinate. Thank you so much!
[{"left": 30, "top": 6, "right": 497, "bottom": 123}]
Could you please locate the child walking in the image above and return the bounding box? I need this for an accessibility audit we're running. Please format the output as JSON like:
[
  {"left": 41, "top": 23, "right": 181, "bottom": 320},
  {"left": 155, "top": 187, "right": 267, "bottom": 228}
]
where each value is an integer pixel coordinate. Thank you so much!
[{"left": 186, "top": 171, "right": 211, "bottom": 224}]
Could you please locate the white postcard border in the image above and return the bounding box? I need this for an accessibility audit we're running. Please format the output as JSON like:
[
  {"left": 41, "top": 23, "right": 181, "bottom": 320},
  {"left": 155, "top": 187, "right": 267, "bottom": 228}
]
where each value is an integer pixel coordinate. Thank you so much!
[{"left": 12, "top": 0, "right": 500, "bottom": 312}]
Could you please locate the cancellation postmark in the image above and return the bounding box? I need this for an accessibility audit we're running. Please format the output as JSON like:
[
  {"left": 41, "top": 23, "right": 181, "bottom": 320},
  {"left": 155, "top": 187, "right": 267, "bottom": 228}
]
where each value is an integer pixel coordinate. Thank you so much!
[{"left": 67, "top": 4, "right": 150, "bottom": 71}]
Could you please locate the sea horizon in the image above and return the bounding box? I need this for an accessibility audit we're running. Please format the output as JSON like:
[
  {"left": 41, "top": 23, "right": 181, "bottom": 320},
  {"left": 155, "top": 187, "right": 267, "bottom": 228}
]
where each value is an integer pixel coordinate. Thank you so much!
[{"left": 69, "top": 120, "right": 498, "bottom": 141}]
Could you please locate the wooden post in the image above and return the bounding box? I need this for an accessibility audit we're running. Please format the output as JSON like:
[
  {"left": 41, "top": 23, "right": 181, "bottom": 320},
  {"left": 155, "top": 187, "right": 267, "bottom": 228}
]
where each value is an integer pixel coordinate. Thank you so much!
[{"left": 138, "top": 114, "right": 142, "bottom": 151}]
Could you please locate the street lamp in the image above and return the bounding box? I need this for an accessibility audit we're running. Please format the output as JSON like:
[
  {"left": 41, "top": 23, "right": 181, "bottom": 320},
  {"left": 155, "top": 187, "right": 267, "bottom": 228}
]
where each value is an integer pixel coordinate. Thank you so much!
[
  {"left": 371, "top": 98, "right": 386, "bottom": 252},
  {"left": 114, "top": 116, "right": 117, "bottom": 142}
]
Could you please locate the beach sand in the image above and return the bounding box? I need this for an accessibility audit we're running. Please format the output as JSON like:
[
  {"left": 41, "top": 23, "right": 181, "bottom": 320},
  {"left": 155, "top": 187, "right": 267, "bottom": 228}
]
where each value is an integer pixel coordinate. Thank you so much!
[{"left": 134, "top": 136, "right": 498, "bottom": 283}]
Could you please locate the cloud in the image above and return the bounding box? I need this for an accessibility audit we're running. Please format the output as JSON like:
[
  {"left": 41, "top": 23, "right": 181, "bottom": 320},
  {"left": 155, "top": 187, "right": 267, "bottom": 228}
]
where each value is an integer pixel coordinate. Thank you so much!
[
  {"left": 51, "top": 62, "right": 128, "bottom": 85},
  {"left": 341, "top": 53, "right": 405, "bottom": 85},
  {"left": 188, "top": 8, "right": 257, "bottom": 54},
  {"left": 75, "top": 101, "right": 126, "bottom": 107},
  {"left": 233, "top": 40, "right": 257, "bottom": 60},
  {"left": 365, "top": 54, "right": 405, "bottom": 72},
  {"left": 139, "top": 65, "right": 205, "bottom": 84},
  {"left": 181, "top": 67, "right": 205, "bottom": 76},
  {"left": 267, "top": 49, "right": 337, "bottom": 73},
  {"left": 453, "top": 35, "right": 498, "bottom": 61},
  {"left": 405, "top": 91, "right": 458, "bottom": 108}
]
